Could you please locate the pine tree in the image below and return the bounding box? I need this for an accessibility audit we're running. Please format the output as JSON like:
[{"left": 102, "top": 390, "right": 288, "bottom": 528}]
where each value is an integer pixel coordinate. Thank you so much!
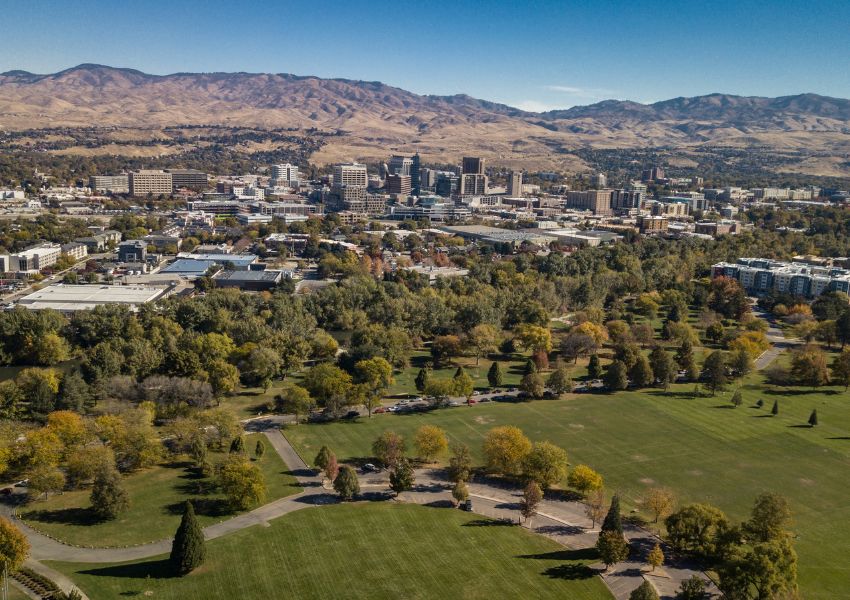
[
  {"left": 414, "top": 368, "right": 429, "bottom": 392},
  {"left": 487, "top": 362, "right": 503, "bottom": 388},
  {"left": 601, "top": 494, "right": 623, "bottom": 536},
  {"left": 389, "top": 459, "right": 415, "bottom": 495},
  {"left": 588, "top": 354, "right": 602, "bottom": 379},
  {"left": 756, "top": 398, "right": 764, "bottom": 408},
  {"left": 170, "top": 501, "right": 206, "bottom": 576},
  {"left": 255, "top": 439, "right": 265, "bottom": 459},
  {"left": 771, "top": 400, "right": 779, "bottom": 416},
  {"left": 808, "top": 409, "right": 818, "bottom": 427},
  {"left": 647, "top": 542, "right": 664, "bottom": 571},
  {"left": 90, "top": 466, "right": 129, "bottom": 521},
  {"left": 524, "top": 359, "right": 537, "bottom": 375},
  {"left": 731, "top": 390, "right": 743, "bottom": 408},
  {"left": 229, "top": 435, "right": 245, "bottom": 454}
]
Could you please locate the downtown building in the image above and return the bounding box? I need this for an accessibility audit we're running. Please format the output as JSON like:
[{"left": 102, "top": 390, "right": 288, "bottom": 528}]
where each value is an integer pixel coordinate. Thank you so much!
[{"left": 129, "top": 170, "right": 173, "bottom": 196}]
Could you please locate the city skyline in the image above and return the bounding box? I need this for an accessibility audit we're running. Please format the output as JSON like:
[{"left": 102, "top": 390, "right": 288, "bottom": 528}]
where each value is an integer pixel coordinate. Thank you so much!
[{"left": 2, "top": 0, "right": 849, "bottom": 111}]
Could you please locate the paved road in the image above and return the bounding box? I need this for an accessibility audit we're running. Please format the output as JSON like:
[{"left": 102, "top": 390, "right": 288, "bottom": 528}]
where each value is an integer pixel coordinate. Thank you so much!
[{"left": 753, "top": 307, "right": 799, "bottom": 370}]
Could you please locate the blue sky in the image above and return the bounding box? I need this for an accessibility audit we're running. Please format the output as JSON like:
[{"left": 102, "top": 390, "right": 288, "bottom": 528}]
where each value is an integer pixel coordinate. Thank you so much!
[{"left": 2, "top": 0, "right": 848, "bottom": 111}]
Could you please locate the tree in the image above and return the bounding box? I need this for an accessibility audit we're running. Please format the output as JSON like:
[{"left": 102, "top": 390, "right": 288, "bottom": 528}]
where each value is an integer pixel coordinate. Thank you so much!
[
  {"left": 414, "top": 425, "right": 448, "bottom": 462},
  {"left": 170, "top": 501, "right": 206, "bottom": 576},
  {"left": 675, "top": 339, "right": 694, "bottom": 369},
  {"left": 372, "top": 431, "right": 406, "bottom": 467},
  {"left": 731, "top": 389, "right": 743, "bottom": 408},
  {"left": 334, "top": 464, "right": 360, "bottom": 500},
  {"left": 567, "top": 464, "right": 603, "bottom": 496},
  {"left": 665, "top": 503, "right": 730, "bottom": 559},
  {"left": 585, "top": 489, "right": 607, "bottom": 529},
  {"left": 467, "top": 324, "right": 499, "bottom": 365},
  {"left": 831, "top": 348, "right": 850, "bottom": 390},
  {"left": 244, "top": 346, "right": 281, "bottom": 391},
  {"left": 561, "top": 333, "right": 598, "bottom": 364},
  {"left": 0, "top": 517, "right": 30, "bottom": 571},
  {"left": 523, "top": 358, "right": 537, "bottom": 375},
  {"left": 642, "top": 487, "right": 676, "bottom": 523},
  {"left": 705, "top": 321, "right": 725, "bottom": 344},
  {"left": 520, "top": 481, "right": 543, "bottom": 523},
  {"left": 27, "top": 465, "right": 66, "bottom": 499},
  {"left": 354, "top": 357, "right": 393, "bottom": 399},
  {"left": 701, "top": 351, "right": 728, "bottom": 395},
  {"left": 629, "top": 354, "right": 654, "bottom": 388},
  {"left": 604, "top": 360, "right": 628, "bottom": 391},
  {"left": 601, "top": 494, "right": 623, "bottom": 536},
  {"left": 523, "top": 441, "right": 568, "bottom": 490},
  {"left": 487, "top": 362, "right": 503, "bottom": 388},
  {"left": 431, "top": 335, "right": 462, "bottom": 367},
  {"left": 90, "top": 465, "right": 129, "bottom": 520},
  {"left": 717, "top": 537, "right": 798, "bottom": 600},
  {"left": 66, "top": 445, "right": 115, "bottom": 488},
  {"left": 483, "top": 426, "right": 532, "bottom": 476},
  {"left": 629, "top": 580, "right": 659, "bottom": 600},
  {"left": 707, "top": 276, "right": 749, "bottom": 320},
  {"left": 255, "top": 440, "right": 265, "bottom": 459},
  {"left": 16, "top": 368, "right": 60, "bottom": 416},
  {"left": 807, "top": 408, "right": 818, "bottom": 427},
  {"left": 448, "top": 443, "right": 472, "bottom": 483},
  {"left": 275, "top": 385, "right": 314, "bottom": 423},
  {"left": 414, "top": 368, "right": 429, "bottom": 392},
  {"left": 452, "top": 481, "right": 469, "bottom": 506},
  {"left": 229, "top": 435, "right": 245, "bottom": 455},
  {"left": 519, "top": 372, "right": 545, "bottom": 399},
  {"left": 218, "top": 456, "right": 266, "bottom": 510},
  {"left": 837, "top": 309, "right": 850, "bottom": 348},
  {"left": 514, "top": 324, "right": 553, "bottom": 354},
  {"left": 546, "top": 363, "right": 573, "bottom": 395},
  {"left": 314, "top": 445, "right": 333, "bottom": 471},
  {"left": 790, "top": 345, "right": 829, "bottom": 388},
  {"left": 648, "top": 347, "right": 676, "bottom": 389},
  {"left": 302, "top": 363, "right": 352, "bottom": 416},
  {"left": 745, "top": 492, "right": 792, "bottom": 543},
  {"left": 676, "top": 576, "right": 708, "bottom": 600},
  {"left": 771, "top": 399, "right": 779, "bottom": 416},
  {"left": 587, "top": 354, "right": 602, "bottom": 379},
  {"left": 452, "top": 367, "right": 475, "bottom": 402},
  {"left": 389, "top": 459, "right": 415, "bottom": 495},
  {"left": 647, "top": 542, "right": 664, "bottom": 572},
  {"left": 324, "top": 454, "right": 339, "bottom": 482},
  {"left": 596, "top": 530, "right": 630, "bottom": 570}
]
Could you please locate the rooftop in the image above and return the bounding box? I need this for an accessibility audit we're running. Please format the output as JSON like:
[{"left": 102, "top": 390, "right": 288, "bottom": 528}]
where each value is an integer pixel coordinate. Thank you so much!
[{"left": 16, "top": 284, "right": 168, "bottom": 311}]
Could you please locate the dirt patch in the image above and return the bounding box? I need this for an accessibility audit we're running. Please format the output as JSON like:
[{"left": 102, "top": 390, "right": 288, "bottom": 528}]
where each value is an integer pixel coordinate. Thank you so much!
[
  {"left": 568, "top": 423, "right": 584, "bottom": 430},
  {"left": 687, "top": 469, "right": 703, "bottom": 476},
  {"left": 631, "top": 454, "right": 648, "bottom": 462},
  {"left": 639, "top": 477, "right": 655, "bottom": 485},
  {"left": 474, "top": 416, "right": 494, "bottom": 425},
  {"left": 798, "top": 478, "right": 815, "bottom": 486}
]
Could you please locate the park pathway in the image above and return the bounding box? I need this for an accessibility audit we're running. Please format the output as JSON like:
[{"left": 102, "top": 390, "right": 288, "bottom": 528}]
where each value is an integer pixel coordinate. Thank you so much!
[{"left": 3, "top": 422, "right": 718, "bottom": 600}]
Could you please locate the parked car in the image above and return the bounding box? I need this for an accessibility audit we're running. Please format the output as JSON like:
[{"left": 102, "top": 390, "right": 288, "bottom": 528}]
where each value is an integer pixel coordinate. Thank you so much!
[
  {"left": 467, "top": 398, "right": 478, "bottom": 404},
  {"left": 343, "top": 410, "right": 360, "bottom": 419},
  {"left": 373, "top": 407, "right": 387, "bottom": 414},
  {"left": 448, "top": 401, "right": 461, "bottom": 407},
  {"left": 362, "top": 463, "right": 381, "bottom": 473},
  {"left": 478, "top": 397, "right": 492, "bottom": 403},
  {"left": 388, "top": 406, "right": 398, "bottom": 412},
  {"left": 462, "top": 499, "right": 473, "bottom": 512}
]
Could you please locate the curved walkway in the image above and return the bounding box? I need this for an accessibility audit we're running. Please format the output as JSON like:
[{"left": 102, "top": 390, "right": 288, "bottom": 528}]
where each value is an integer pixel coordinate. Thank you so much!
[{"left": 4, "top": 424, "right": 718, "bottom": 600}]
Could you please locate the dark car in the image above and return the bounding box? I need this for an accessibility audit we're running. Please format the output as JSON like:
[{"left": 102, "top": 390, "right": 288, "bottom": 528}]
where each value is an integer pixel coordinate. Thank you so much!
[
  {"left": 462, "top": 499, "right": 473, "bottom": 512},
  {"left": 343, "top": 410, "right": 360, "bottom": 419}
]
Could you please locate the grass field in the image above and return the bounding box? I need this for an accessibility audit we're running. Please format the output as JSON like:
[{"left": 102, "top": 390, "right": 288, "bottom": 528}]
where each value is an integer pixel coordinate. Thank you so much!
[
  {"left": 21, "top": 434, "right": 300, "bottom": 546},
  {"left": 387, "top": 350, "right": 529, "bottom": 396},
  {"left": 284, "top": 370, "right": 850, "bottom": 599},
  {"left": 49, "top": 502, "right": 612, "bottom": 600}
]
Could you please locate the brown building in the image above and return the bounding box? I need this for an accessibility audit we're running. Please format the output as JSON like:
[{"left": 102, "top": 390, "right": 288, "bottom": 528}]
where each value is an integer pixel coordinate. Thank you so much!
[
  {"left": 462, "top": 157, "right": 485, "bottom": 175},
  {"left": 566, "top": 190, "right": 613, "bottom": 215},
  {"left": 638, "top": 215, "right": 668, "bottom": 233},
  {"left": 385, "top": 174, "right": 412, "bottom": 196}
]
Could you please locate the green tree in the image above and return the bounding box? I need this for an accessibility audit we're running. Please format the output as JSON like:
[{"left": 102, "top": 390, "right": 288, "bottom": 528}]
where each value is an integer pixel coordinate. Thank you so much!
[
  {"left": 487, "top": 361, "right": 503, "bottom": 388},
  {"left": 771, "top": 399, "right": 779, "bottom": 416},
  {"left": 648, "top": 347, "right": 676, "bottom": 389},
  {"left": 830, "top": 348, "right": 850, "bottom": 390},
  {"left": 414, "top": 367, "right": 429, "bottom": 392},
  {"left": 808, "top": 408, "right": 818, "bottom": 427},
  {"left": 523, "top": 441, "right": 568, "bottom": 490},
  {"left": 372, "top": 431, "right": 406, "bottom": 467},
  {"left": 302, "top": 363, "right": 352, "bottom": 416},
  {"left": 275, "top": 385, "right": 314, "bottom": 423},
  {"left": 520, "top": 480, "right": 543, "bottom": 522},
  {"left": 629, "top": 580, "right": 659, "bottom": 600},
  {"left": 601, "top": 494, "right": 623, "bottom": 536},
  {"left": 169, "top": 501, "right": 206, "bottom": 576},
  {"left": 629, "top": 354, "right": 654, "bottom": 388},
  {"left": 701, "top": 351, "right": 728, "bottom": 395},
  {"left": 90, "top": 465, "right": 130, "bottom": 521},
  {"left": 731, "top": 389, "right": 743, "bottom": 408},
  {"left": 452, "top": 481, "right": 469, "bottom": 505},
  {"left": 448, "top": 443, "right": 472, "bottom": 483},
  {"left": 452, "top": 367, "right": 475, "bottom": 402},
  {"left": 665, "top": 503, "right": 730, "bottom": 559},
  {"left": 790, "top": 345, "right": 829, "bottom": 388},
  {"left": 314, "top": 446, "right": 333, "bottom": 471},
  {"left": 596, "top": 530, "right": 629, "bottom": 570},
  {"left": 218, "top": 455, "right": 266, "bottom": 510},
  {"left": 676, "top": 576, "right": 708, "bottom": 600},
  {"left": 546, "top": 363, "right": 572, "bottom": 395},
  {"left": 519, "top": 372, "right": 545, "bottom": 399},
  {"left": 745, "top": 492, "right": 792, "bottom": 543},
  {"left": 604, "top": 360, "right": 628, "bottom": 391},
  {"left": 333, "top": 464, "right": 360, "bottom": 500},
  {"left": 717, "top": 537, "right": 798, "bottom": 600},
  {"left": 389, "top": 459, "right": 415, "bottom": 496},
  {"left": 467, "top": 324, "right": 499, "bottom": 365},
  {"left": 587, "top": 354, "right": 603, "bottom": 379},
  {"left": 254, "top": 439, "right": 265, "bottom": 459},
  {"left": 229, "top": 435, "right": 245, "bottom": 454},
  {"left": 523, "top": 358, "right": 537, "bottom": 375}
]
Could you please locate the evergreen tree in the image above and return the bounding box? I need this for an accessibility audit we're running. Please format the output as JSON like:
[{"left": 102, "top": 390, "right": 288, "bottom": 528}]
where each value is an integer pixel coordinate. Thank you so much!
[
  {"left": 675, "top": 339, "right": 694, "bottom": 369},
  {"left": 314, "top": 445, "right": 332, "bottom": 471},
  {"left": 334, "top": 465, "right": 360, "bottom": 500},
  {"left": 524, "top": 359, "right": 537, "bottom": 375},
  {"left": 629, "top": 580, "right": 660, "bottom": 600},
  {"left": 229, "top": 435, "right": 245, "bottom": 454},
  {"left": 190, "top": 436, "right": 207, "bottom": 467},
  {"left": 255, "top": 439, "right": 265, "bottom": 459},
  {"left": 90, "top": 466, "right": 129, "bottom": 521},
  {"left": 771, "top": 400, "right": 779, "bottom": 416},
  {"left": 588, "top": 354, "right": 602, "bottom": 379},
  {"left": 487, "top": 362, "right": 503, "bottom": 388},
  {"left": 170, "top": 501, "right": 206, "bottom": 576},
  {"left": 731, "top": 390, "right": 743, "bottom": 408},
  {"left": 701, "top": 351, "right": 728, "bottom": 395},
  {"left": 389, "top": 459, "right": 415, "bottom": 495},
  {"left": 414, "top": 368, "right": 429, "bottom": 392},
  {"left": 756, "top": 398, "right": 764, "bottom": 409},
  {"left": 604, "top": 360, "right": 629, "bottom": 391},
  {"left": 808, "top": 409, "right": 818, "bottom": 427},
  {"left": 601, "top": 494, "right": 623, "bottom": 536}
]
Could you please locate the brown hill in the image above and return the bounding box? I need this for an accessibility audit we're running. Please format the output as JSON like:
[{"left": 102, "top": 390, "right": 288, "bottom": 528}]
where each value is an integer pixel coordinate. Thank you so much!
[{"left": 2, "top": 64, "right": 850, "bottom": 175}]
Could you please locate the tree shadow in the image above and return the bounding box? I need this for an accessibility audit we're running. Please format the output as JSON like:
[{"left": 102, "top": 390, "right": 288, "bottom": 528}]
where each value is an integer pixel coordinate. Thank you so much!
[
  {"left": 752, "top": 414, "right": 775, "bottom": 418},
  {"left": 764, "top": 389, "right": 810, "bottom": 396},
  {"left": 78, "top": 558, "right": 175, "bottom": 580},
  {"left": 463, "top": 518, "right": 515, "bottom": 527},
  {"left": 518, "top": 548, "right": 598, "bottom": 561},
  {"left": 164, "top": 498, "right": 231, "bottom": 518},
  {"left": 542, "top": 564, "right": 595, "bottom": 580},
  {"left": 787, "top": 424, "right": 814, "bottom": 428},
  {"left": 535, "top": 523, "right": 586, "bottom": 536},
  {"left": 827, "top": 436, "right": 850, "bottom": 440},
  {"left": 711, "top": 405, "right": 736, "bottom": 409},
  {"left": 544, "top": 489, "right": 582, "bottom": 503},
  {"left": 24, "top": 507, "right": 100, "bottom": 526}
]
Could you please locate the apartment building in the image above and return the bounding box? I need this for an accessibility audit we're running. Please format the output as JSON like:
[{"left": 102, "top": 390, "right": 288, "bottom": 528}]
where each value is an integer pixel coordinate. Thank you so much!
[
  {"left": 566, "top": 190, "right": 613, "bottom": 215},
  {"left": 167, "top": 169, "right": 208, "bottom": 191},
  {"left": 271, "top": 164, "right": 300, "bottom": 187},
  {"left": 2, "top": 243, "right": 62, "bottom": 272},
  {"left": 507, "top": 171, "right": 523, "bottom": 197},
  {"left": 712, "top": 258, "right": 850, "bottom": 298}
]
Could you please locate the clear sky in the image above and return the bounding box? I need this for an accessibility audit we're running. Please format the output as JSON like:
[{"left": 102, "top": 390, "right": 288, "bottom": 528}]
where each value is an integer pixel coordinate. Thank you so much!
[{"left": 2, "top": 0, "right": 848, "bottom": 111}]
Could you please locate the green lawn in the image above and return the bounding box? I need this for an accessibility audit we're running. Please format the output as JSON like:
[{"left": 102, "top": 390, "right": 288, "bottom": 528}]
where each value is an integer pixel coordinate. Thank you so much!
[
  {"left": 388, "top": 350, "right": 530, "bottom": 396},
  {"left": 49, "top": 502, "right": 612, "bottom": 600},
  {"left": 21, "top": 434, "right": 300, "bottom": 547},
  {"left": 285, "top": 371, "right": 850, "bottom": 600}
]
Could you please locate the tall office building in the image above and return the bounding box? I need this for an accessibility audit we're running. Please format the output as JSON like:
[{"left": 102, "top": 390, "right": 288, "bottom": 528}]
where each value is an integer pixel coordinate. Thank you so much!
[
  {"left": 89, "top": 175, "right": 129, "bottom": 194},
  {"left": 435, "top": 172, "right": 458, "bottom": 197},
  {"left": 462, "top": 156, "right": 485, "bottom": 175},
  {"left": 388, "top": 155, "right": 413, "bottom": 176},
  {"left": 641, "top": 166, "right": 666, "bottom": 182},
  {"left": 386, "top": 174, "right": 412, "bottom": 196},
  {"left": 420, "top": 168, "right": 437, "bottom": 189},
  {"left": 129, "top": 170, "right": 173, "bottom": 196},
  {"left": 508, "top": 171, "right": 523, "bottom": 196},
  {"left": 566, "top": 190, "right": 613, "bottom": 215},
  {"left": 459, "top": 174, "right": 488, "bottom": 196},
  {"left": 271, "top": 163, "right": 300, "bottom": 187},
  {"left": 411, "top": 154, "right": 421, "bottom": 196},
  {"left": 333, "top": 163, "right": 368, "bottom": 187},
  {"left": 590, "top": 172, "right": 607, "bottom": 188},
  {"left": 167, "top": 169, "right": 208, "bottom": 191}
]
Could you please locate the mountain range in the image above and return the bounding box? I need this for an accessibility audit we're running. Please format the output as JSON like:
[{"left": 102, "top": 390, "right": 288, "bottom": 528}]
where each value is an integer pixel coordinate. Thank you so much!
[{"left": 2, "top": 64, "right": 850, "bottom": 176}]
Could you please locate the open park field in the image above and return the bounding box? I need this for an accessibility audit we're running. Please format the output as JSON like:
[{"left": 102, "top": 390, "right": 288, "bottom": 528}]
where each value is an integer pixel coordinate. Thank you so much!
[
  {"left": 49, "top": 502, "right": 612, "bottom": 600},
  {"left": 19, "top": 434, "right": 300, "bottom": 547},
  {"left": 285, "top": 371, "right": 850, "bottom": 600}
]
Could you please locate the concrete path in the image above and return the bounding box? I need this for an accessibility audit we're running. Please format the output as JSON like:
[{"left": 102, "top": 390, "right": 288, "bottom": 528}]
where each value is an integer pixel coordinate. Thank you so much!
[{"left": 754, "top": 307, "right": 800, "bottom": 370}]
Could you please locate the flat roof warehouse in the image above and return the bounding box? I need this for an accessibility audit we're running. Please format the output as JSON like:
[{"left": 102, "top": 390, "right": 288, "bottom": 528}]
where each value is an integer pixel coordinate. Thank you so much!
[{"left": 14, "top": 284, "right": 171, "bottom": 313}]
